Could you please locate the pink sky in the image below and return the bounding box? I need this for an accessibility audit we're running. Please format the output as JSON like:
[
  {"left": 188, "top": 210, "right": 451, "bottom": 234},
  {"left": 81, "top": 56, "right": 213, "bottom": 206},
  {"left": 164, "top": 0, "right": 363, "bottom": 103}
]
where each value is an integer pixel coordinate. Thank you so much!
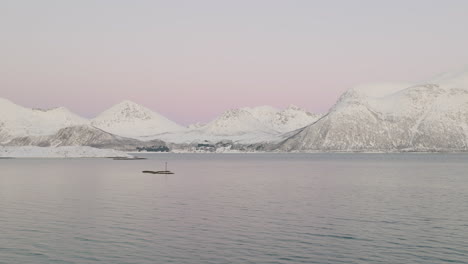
[{"left": 2, "top": 1, "right": 468, "bottom": 125}]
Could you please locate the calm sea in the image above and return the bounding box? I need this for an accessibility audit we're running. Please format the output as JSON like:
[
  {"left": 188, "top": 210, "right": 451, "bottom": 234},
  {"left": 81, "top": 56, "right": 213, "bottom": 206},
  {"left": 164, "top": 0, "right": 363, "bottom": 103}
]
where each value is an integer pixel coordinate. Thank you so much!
[{"left": 1, "top": 153, "right": 467, "bottom": 263}]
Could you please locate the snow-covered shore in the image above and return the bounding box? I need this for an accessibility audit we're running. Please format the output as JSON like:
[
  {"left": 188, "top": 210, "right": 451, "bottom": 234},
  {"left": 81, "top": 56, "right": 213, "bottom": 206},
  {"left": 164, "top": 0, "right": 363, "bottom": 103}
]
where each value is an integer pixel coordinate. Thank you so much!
[{"left": 0, "top": 146, "right": 132, "bottom": 158}]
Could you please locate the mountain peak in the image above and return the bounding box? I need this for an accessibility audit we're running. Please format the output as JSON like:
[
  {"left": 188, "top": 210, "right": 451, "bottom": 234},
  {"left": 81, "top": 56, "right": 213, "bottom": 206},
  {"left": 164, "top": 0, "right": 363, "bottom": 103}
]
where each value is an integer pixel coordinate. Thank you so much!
[
  {"left": 242, "top": 105, "right": 279, "bottom": 116},
  {"left": 285, "top": 104, "right": 303, "bottom": 111},
  {"left": 91, "top": 100, "right": 185, "bottom": 138},
  {"left": 33, "top": 106, "right": 72, "bottom": 113},
  {"left": 97, "top": 100, "right": 156, "bottom": 121},
  {"left": 195, "top": 104, "right": 320, "bottom": 137},
  {"left": 0, "top": 98, "right": 89, "bottom": 143},
  {"left": 115, "top": 100, "right": 141, "bottom": 107},
  {"left": 187, "top": 122, "right": 206, "bottom": 129}
]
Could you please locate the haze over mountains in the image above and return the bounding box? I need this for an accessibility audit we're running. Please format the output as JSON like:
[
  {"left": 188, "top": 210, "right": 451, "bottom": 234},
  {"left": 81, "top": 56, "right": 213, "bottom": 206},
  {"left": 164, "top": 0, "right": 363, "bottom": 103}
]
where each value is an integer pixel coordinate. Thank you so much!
[{"left": 2, "top": 67, "right": 468, "bottom": 152}]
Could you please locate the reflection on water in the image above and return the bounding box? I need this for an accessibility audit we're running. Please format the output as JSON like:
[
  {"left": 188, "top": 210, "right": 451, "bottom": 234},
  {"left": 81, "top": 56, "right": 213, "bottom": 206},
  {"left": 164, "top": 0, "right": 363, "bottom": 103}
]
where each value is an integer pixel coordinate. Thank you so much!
[{"left": 1, "top": 153, "right": 467, "bottom": 263}]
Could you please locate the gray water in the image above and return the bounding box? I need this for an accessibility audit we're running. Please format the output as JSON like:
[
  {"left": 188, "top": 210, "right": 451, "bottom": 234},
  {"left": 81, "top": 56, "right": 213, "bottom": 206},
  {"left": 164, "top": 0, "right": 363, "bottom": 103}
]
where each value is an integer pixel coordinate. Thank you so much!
[{"left": 1, "top": 153, "right": 467, "bottom": 264}]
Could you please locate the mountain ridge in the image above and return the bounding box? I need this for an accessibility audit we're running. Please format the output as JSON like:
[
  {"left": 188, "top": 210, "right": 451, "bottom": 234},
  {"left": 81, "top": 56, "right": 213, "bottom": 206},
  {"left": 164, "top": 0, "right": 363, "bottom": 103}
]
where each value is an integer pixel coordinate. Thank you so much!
[
  {"left": 0, "top": 98, "right": 88, "bottom": 143},
  {"left": 278, "top": 70, "right": 468, "bottom": 152}
]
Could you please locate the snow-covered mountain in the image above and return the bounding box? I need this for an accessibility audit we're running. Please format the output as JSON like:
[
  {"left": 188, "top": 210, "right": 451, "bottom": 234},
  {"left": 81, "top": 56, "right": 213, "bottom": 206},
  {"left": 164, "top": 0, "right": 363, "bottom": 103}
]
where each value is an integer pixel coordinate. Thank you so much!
[
  {"left": 9, "top": 65, "right": 468, "bottom": 153},
  {"left": 148, "top": 105, "right": 321, "bottom": 144},
  {"left": 91, "top": 100, "right": 185, "bottom": 139},
  {"left": 187, "top": 122, "right": 206, "bottom": 129},
  {"left": 1, "top": 97, "right": 319, "bottom": 148},
  {"left": 279, "top": 69, "right": 468, "bottom": 152},
  {"left": 200, "top": 106, "right": 279, "bottom": 136},
  {"left": 0, "top": 98, "right": 88, "bottom": 143},
  {"left": 270, "top": 105, "right": 322, "bottom": 133},
  {"left": 201, "top": 105, "right": 320, "bottom": 134}
]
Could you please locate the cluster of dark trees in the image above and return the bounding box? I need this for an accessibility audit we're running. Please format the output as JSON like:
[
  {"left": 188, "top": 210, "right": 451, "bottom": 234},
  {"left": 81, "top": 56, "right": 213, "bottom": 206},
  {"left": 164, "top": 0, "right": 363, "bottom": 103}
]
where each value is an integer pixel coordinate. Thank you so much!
[{"left": 136, "top": 145, "right": 170, "bottom": 152}]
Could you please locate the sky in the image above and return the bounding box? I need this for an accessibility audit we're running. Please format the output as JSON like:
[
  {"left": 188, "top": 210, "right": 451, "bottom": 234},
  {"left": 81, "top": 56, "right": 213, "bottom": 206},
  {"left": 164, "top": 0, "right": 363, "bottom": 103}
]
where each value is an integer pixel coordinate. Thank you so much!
[{"left": 2, "top": 0, "right": 468, "bottom": 125}]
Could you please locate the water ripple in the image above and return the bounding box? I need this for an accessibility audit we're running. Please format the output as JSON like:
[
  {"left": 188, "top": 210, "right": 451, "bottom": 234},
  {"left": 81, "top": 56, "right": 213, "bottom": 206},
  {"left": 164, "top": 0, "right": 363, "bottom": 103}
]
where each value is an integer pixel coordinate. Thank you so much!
[{"left": 1, "top": 153, "right": 468, "bottom": 263}]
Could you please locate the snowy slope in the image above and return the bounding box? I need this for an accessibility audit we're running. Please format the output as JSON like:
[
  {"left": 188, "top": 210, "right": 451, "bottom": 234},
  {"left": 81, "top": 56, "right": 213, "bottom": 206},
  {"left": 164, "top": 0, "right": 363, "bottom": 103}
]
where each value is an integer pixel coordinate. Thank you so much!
[
  {"left": 207, "top": 105, "right": 321, "bottom": 134},
  {"left": 197, "top": 105, "right": 320, "bottom": 137},
  {"left": 200, "top": 107, "right": 278, "bottom": 135},
  {"left": 146, "top": 105, "right": 320, "bottom": 144},
  {"left": 270, "top": 105, "right": 322, "bottom": 133},
  {"left": 151, "top": 128, "right": 281, "bottom": 145},
  {"left": 0, "top": 97, "right": 318, "bottom": 148},
  {"left": 429, "top": 66, "right": 468, "bottom": 89},
  {"left": 7, "top": 125, "right": 167, "bottom": 151},
  {"left": 142, "top": 107, "right": 280, "bottom": 144},
  {"left": 279, "top": 69, "right": 468, "bottom": 152},
  {"left": 0, "top": 98, "right": 88, "bottom": 143},
  {"left": 91, "top": 100, "right": 185, "bottom": 139},
  {"left": 0, "top": 146, "right": 131, "bottom": 158}
]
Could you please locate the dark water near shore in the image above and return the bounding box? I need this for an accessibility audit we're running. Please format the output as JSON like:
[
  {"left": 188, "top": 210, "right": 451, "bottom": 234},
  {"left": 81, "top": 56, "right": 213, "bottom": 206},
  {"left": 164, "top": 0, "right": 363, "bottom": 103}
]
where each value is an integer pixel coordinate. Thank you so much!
[{"left": 1, "top": 153, "right": 467, "bottom": 263}]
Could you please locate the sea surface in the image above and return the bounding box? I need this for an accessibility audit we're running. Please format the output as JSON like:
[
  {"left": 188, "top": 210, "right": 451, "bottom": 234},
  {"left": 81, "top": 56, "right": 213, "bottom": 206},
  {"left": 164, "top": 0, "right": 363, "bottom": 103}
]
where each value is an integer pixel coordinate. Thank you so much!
[{"left": 1, "top": 153, "right": 467, "bottom": 264}]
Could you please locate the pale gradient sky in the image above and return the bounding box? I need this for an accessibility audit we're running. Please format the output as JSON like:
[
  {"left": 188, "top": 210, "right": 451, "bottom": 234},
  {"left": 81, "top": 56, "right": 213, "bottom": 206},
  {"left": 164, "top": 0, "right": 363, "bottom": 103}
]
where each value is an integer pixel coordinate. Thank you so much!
[{"left": 1, "top": 0, "right": 468, "bottom": 125}]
